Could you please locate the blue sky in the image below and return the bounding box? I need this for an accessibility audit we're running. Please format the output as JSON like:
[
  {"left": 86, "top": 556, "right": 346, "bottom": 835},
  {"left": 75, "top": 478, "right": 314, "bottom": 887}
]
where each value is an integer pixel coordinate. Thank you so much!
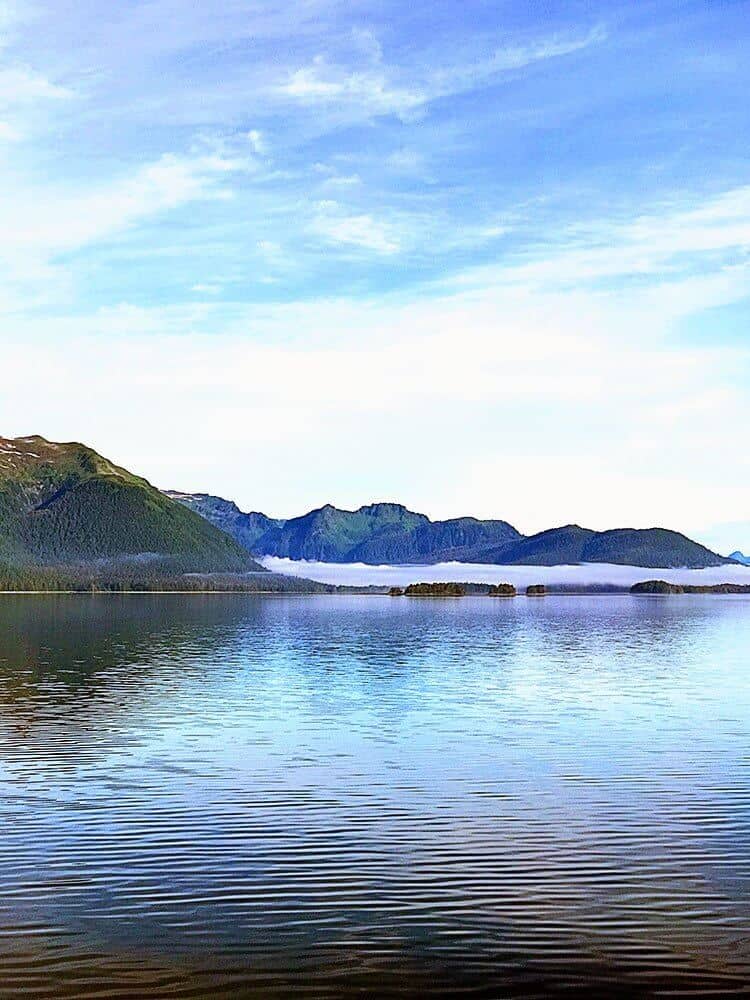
[{"left": 1, "top": 0, "right": 749, "bottom": 550}]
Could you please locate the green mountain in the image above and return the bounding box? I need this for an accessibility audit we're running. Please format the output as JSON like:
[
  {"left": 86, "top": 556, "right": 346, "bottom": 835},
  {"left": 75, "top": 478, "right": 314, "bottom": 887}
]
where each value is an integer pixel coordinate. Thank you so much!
[
  {"left": 169, "top": 493, "right": 734, "bottom": 569},
  {"left": 583, "top": 528, "right": 732, "bottom": 568},
  {"left": 0, "top": 435, "right": 263, "bottom": 582},
  {"left": 478, "top": 525, "right": 733, "bottom": 568},
  {"left": 165, "top": 495, "right": 522, "bottom": 564},
  {"left": 479, "top": 525, "right": 595, "bottom": 566},
  {"left": 166, "top": 492, "right": 283, "bottom": 552}
]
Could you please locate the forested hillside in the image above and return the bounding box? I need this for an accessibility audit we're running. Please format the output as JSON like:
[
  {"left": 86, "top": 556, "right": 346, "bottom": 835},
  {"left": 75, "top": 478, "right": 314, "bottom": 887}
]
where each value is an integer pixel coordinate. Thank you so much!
[{"left": 0, "top": 436, "right": 264, "bottom": 587}]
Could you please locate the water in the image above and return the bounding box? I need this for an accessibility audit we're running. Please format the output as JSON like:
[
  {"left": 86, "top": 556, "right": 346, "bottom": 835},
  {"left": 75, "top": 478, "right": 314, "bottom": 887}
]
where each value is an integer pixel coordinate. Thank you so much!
[{"left": 0, "top": 594, "right": 749, "bottom": 998}]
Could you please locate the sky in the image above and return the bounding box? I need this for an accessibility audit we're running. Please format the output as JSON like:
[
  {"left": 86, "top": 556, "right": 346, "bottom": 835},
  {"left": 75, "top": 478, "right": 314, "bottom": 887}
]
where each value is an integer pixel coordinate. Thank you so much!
[{"left": 0, "top": 0, "right": 749, "bottom": 552}]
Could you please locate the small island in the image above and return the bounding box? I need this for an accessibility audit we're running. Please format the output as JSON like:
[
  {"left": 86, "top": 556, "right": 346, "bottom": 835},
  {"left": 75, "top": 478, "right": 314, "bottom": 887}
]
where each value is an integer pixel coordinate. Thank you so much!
[
  {"left": 631, "top": 580, "right": 750, "bottom": 595},
  {"left": 404, "top": 582, "right": 467, "bottom": 597},
  {"left": 526, "top": 585, "right": 547, "bottom": 597},
  {"left": 390, "top": 582, "right": 518, "bottom": 597}
]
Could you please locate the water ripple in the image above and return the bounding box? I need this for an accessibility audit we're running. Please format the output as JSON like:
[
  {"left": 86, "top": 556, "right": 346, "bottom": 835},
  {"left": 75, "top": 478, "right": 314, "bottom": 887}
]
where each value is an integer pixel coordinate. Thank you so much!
[{"left": 0, "top": 594, "right": 749, "bottom": 997}]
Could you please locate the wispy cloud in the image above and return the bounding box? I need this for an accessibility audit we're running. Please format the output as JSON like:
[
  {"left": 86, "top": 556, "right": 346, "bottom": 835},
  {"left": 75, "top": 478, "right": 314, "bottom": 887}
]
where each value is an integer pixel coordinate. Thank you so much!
[
  {"left": 0, "top": 150, "right": 251, "bottom": 311},
  {"left": 311, "top": 200, "right": 401, "bottom": 253},
  {"left": 0, "top": 65, "right": 70, "bottom": 103},
  {"left": 0, "top": 152, "right": 244, "bottom": 254},
  {"left": 449, "top": 185, "right": 750, "bottom": 295},
  {"left": 0, "top": 11, "right": 72, "bottom": 140},
  {"left": 278, "top": 55, "right": 425, "bottom": 121},
  {"left": 484, "top": 26, "right": 606, "bottom": 74},
  {"left": 277, "top": 25, "right": 606, "bottom": 121},
  {"left": 0, "top": 63, "right": 71, "bottom": 140}
]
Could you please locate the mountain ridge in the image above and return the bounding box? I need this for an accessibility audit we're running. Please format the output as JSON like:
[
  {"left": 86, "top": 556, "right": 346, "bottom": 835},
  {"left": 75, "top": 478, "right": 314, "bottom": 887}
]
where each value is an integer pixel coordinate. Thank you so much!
[
  {"left": 165, "top": 493, "right": 523, "bottom": 564},
  {"left": 476, "top": 524, "right": 732, "bottom": 568},
  {"left": 0, "top": 436, "right": 264, "bottom": 582},
  {"left": 167, "top": 492, "right": 735, "bottom": 569},
  {"left": 0, "top": 433, "right": 735, "bottom": 578}
]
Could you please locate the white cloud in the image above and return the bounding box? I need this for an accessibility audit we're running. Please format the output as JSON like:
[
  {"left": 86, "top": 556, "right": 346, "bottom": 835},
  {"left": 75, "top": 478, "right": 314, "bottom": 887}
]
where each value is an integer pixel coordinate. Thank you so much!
[
  {"left": 2, "top": 237, "right": 747, "bottom": 528},
  {"left": 0, "top": 65, "right": 70, "bottom": 104},
  {"left": 279, "top": 55, "right": 424, "bottom": 120},
  {"left": 246, "top": 129, "right": 266, "bottom": 154},
  {"left": 386, "top": 148, "right": 424, "bottom": 174},
  {"left": 0, "top": 61, "right": 71, "bottom": 142},
  {"left": 321, "top": 172, "right": 361, "bottom": 188},
  {"left": 311, "top": 201, "right": 401, "bottom": 253}
]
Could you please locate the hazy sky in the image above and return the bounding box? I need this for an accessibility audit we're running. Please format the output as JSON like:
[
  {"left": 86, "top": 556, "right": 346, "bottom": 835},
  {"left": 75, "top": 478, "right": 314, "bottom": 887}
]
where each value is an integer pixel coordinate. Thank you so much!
[{"left": 1, "top": 0, "right": 748, "bottom": 551}]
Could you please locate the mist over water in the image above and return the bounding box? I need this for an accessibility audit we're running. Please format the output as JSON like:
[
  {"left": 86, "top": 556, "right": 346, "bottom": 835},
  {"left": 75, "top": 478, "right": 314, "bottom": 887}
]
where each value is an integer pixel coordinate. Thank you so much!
[
  {"left": 261, "top": 556, "right": 750, "bottom": 589},
  {"left": 1, "top": 594, "right": 750, "bottom": 997}
]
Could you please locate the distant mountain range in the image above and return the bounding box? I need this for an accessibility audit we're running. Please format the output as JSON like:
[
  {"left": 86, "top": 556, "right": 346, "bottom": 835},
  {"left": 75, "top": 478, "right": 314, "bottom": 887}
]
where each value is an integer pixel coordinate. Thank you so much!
[
  {"left": 730, "top": 551, "right": 750, "bottom": 566},
  {"left": 0, "top": 433, "right": 739, "bottom": 592},
  {"left": 165, "top": 494, "right": 520, "bottom": 563},
  {"left": 167, "top": 493, "right": 735, "bottom": 569}
]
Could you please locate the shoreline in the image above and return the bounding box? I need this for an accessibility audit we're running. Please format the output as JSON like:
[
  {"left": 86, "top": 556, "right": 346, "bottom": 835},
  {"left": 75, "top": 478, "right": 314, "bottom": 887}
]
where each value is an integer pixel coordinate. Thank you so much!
[{"left": 1, "top": 589, "right": 750, "bottom": 598}]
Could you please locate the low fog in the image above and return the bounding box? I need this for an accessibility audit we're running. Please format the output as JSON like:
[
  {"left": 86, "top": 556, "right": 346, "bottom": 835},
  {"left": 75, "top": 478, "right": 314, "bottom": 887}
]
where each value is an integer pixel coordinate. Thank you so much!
[{"left": 261, "top": 557, "right": 750, "bottom": 590}]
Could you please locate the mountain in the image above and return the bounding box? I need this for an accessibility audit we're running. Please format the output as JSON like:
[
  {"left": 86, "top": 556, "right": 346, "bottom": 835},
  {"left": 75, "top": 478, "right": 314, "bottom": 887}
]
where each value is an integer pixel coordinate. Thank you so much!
[
  {"left": 476, "top": 525, "right": 733, "bottom": 568},
  {"left": 254, "top": 503, "right": 521, "bottom": 563},
  {"left": 0, "top": 436, "right": 263, "bottom": 580},
  {"left": 166, "top": 496, "right": 522, "bottom": 564},
  {"left": 166, "top": 492, "right": 282, "bottom": 552},
  {"left": 729, "top": 551, "right": 750, "bottom": 566},
  {"left": 477, "top": 525, "right": 595, "bottom": 566},
  {"left": 168, "top": 494, "right": 733, "bottom": 568}
]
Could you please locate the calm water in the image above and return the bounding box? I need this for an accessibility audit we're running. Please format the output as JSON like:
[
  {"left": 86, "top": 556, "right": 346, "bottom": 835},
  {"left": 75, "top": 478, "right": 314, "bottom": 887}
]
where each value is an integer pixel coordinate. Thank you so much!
[{"left": 0, "top": 595, "right": 749, "bottom": 998}]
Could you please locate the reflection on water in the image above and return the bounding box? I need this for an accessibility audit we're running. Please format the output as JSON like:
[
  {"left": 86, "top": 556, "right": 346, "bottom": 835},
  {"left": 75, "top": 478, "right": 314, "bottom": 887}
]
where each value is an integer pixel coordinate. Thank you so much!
[{"left": 0, "top": 594, "right": 749, "bottom": 997}]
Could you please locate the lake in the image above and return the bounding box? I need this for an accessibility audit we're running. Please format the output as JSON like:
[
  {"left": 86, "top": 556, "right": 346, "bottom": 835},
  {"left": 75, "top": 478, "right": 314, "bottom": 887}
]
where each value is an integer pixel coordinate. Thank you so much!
[{"left": 0, "top": 594, "right": 749, "bottom": 997}]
